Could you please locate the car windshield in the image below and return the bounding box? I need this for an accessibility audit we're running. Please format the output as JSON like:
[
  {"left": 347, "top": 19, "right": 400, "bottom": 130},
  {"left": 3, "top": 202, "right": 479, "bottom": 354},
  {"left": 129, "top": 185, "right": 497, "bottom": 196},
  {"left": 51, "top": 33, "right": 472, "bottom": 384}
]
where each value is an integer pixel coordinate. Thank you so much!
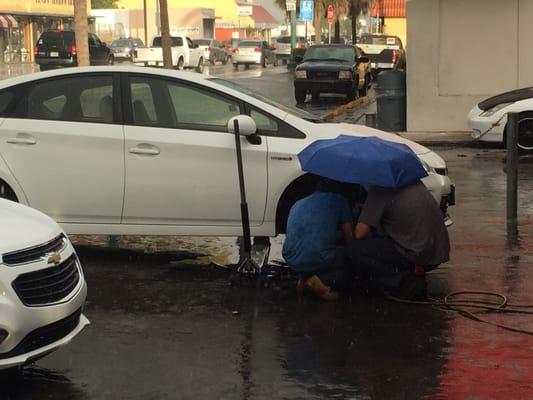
[
  {"left": 194, "top": 39, "right": 211, "bottom": 46},
  {"left": 208, "top": 78, "right": 320, "bottom": 122},
  {"left": 303, "top": 46, "right": 355, "bottom": 62},
  {"left": 111, "top": 39, "right": 130, "bottom": 47},
  {"left": 360, "top": 35, "right": 401, "bottom": 46}
]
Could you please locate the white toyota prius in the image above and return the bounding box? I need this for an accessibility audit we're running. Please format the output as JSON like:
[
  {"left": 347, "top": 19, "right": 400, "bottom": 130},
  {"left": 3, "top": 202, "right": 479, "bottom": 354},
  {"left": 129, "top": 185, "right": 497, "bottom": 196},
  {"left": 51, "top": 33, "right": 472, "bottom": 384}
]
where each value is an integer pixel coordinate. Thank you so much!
[
  {"left": 0, "top": 66, "right": 454, "bottom": 235},
  {"left": 0, "top": 198, "right": 88, "bottom": 369}
]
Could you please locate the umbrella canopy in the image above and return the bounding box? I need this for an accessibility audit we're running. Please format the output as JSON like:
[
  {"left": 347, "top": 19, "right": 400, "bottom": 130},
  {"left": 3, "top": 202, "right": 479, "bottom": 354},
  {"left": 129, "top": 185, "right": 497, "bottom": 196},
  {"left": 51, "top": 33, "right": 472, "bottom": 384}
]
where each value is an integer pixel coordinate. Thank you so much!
[{"left": 298, "top": 135, "right": 428, "bottom": 188}]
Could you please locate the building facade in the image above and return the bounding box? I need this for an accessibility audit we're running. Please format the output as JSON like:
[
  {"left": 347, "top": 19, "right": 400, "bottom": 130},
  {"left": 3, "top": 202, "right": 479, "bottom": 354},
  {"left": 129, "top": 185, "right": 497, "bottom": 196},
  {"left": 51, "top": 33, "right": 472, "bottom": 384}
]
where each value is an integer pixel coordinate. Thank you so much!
[
  {"left": 407, "top": 0, "right": 533, "bottom": 132},
  {"left": 371, "top": 0, "right": 406, "bottom": 46},
  {"left": 0, "top": 0, "right": 91, "bottom": 63}
]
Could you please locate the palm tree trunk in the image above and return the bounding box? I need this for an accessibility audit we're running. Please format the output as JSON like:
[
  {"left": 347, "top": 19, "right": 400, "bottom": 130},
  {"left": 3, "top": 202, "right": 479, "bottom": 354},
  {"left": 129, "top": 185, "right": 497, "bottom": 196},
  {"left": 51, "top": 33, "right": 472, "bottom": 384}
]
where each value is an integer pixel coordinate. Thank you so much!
[
  {"left": 334, "top": 19, "right": 340, "bottom": 43},
  {"left": 73, "top": 0, "right": 89, "bottom": 67},
  {"left": 159, "top": 0, "right": 172, "bottom": 69},
  {"left": 313, "top": 0, "right": 322, "bottom": 44}
]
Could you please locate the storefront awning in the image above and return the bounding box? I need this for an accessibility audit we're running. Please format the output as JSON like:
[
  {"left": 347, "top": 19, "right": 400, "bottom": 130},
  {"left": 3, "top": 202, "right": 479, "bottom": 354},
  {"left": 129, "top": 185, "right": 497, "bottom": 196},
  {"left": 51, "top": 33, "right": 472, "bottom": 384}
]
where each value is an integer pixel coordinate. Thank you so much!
[{"left": 0, "top": 15, "right": 18, "bottom": 28}]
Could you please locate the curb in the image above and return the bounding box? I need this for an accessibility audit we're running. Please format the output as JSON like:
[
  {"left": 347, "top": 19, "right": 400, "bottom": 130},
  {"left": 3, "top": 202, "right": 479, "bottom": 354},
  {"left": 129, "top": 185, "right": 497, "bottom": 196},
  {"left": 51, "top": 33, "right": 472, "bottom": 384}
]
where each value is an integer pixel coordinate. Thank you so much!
[{"left": 320, "top": 96, "right": 370, "bottom": 122}]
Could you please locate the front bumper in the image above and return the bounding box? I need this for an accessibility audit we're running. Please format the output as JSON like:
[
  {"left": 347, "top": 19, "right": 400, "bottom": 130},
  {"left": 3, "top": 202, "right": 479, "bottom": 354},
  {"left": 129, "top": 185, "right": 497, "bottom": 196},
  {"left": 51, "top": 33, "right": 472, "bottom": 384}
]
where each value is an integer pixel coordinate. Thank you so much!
[
  {"left": 35, "top": 58, "right": 75, "bottom": 66},
  {"left": 294, "top": 79, "right": 355, "bottom": 94},
  {"left": 0, "top": 241, "right": 88, "bottom": 369}
]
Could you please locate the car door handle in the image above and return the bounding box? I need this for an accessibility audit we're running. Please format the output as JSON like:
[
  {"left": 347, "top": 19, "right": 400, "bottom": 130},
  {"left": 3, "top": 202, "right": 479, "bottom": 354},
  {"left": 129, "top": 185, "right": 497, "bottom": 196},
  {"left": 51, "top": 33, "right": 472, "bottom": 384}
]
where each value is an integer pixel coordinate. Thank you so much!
[
  {"left": 129, "top": 146, "right": 160, "bottom": 155},
  {"left": 7, "top": 137, "right": 36, "bottom": 145}
]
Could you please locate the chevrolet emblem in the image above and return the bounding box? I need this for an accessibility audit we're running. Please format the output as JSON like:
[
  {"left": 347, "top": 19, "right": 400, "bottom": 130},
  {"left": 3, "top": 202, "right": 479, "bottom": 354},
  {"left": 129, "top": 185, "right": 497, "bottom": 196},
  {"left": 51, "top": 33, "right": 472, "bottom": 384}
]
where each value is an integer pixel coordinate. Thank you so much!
[{"left": 47, "top": 252, "right": 61, "bottom": 265}]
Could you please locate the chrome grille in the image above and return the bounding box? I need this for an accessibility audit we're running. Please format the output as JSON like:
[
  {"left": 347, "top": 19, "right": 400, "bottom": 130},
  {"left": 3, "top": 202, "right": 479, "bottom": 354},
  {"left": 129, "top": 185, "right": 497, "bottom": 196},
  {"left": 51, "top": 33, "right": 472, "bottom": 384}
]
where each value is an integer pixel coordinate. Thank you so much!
[
  {"left": 2, "top": 234, "right": 66, "bottom": 266},
  {"left": 12, "top": 255, "right": 80, "bottom": 306}
]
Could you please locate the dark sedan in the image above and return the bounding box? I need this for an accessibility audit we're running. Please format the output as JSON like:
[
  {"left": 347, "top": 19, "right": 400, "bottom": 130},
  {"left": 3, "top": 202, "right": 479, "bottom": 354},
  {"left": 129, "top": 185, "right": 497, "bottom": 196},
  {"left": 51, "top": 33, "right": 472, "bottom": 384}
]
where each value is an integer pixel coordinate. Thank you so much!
[
  {"left": 294, "top": 45, "right": 370, "bottom": 104},
  {"left": 110, "top": 37, "right": 144, "bottom": 62}
]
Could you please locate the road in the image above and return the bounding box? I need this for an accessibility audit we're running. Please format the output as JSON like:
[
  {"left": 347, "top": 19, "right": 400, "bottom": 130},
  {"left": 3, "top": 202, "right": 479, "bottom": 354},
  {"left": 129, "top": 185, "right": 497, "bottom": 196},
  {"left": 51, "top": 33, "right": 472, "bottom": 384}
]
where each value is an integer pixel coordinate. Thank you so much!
[{"left": 1, "top": 63, "right": 532, "bottom": 399}]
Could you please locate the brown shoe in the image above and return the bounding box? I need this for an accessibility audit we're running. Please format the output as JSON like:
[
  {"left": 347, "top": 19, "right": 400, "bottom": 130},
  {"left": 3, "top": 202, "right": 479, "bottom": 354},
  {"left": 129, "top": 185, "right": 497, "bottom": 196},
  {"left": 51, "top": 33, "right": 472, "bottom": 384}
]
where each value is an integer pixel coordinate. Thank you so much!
[{"left": 300, "top": 275, "right": 339, "bottom": 301}]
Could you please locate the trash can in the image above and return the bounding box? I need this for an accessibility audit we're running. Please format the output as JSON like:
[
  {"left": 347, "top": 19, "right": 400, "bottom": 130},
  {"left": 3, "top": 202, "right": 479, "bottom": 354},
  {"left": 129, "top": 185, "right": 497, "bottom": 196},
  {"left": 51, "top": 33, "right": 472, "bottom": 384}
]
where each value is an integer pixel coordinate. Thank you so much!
[{"left": 376, "top": 70, "right": 406, "bottom": 132}]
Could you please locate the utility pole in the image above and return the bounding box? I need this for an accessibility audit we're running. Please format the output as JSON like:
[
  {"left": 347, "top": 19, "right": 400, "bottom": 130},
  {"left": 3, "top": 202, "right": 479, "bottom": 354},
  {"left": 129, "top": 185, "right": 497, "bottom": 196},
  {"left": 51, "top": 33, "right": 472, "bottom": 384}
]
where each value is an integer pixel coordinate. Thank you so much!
[
  {"left": 73, "top": 0, "right": 89, "bottom": 66},
  {"left": 159, "top": 0, "right": 172, "bottom": 69},
  {"left": 290, "top": 9, "right": 296, "bottom": 49},
  {"left": 143, "top": 0, "right": 148, "bottom": 46}
]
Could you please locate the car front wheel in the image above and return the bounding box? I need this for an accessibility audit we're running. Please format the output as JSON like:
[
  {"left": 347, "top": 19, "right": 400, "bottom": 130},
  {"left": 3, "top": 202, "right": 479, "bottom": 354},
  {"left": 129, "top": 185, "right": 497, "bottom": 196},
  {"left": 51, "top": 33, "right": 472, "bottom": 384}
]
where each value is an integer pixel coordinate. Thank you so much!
[{"left": 518, "top": 111, "right": 533, "bottom": 152}]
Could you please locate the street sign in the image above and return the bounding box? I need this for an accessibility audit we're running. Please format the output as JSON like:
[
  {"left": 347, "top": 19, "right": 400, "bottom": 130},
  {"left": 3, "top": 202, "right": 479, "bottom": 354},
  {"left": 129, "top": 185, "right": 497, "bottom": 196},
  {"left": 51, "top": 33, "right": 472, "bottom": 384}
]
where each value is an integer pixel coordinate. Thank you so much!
[
  {"left": 327, "top": 5, "right": 334, "bottom": 24},
  {"left": 286, "top": 0, "right": 296, "bottom": 12},
  {"left": 237, "top": 5, "right": 252, "bottom": 16},
  {"left": 300, "top": 0, "right": 313, "bottom": 21}
]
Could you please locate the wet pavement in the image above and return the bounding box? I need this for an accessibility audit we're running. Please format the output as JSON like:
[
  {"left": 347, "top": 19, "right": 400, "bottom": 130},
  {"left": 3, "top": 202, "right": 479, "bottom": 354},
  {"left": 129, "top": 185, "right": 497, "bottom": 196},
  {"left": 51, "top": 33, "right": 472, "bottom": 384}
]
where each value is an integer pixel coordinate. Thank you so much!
[{"left": 1, "top": 147, "right": 533, "bottom": 399}]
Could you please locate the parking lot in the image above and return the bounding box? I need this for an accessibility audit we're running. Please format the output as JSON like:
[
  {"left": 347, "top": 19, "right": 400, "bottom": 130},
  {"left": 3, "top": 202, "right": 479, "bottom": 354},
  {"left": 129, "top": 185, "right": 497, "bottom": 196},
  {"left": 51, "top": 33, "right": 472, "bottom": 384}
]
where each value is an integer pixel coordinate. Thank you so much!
[{"left": 1, "top": 141, "right": 532, "bottom": 399}]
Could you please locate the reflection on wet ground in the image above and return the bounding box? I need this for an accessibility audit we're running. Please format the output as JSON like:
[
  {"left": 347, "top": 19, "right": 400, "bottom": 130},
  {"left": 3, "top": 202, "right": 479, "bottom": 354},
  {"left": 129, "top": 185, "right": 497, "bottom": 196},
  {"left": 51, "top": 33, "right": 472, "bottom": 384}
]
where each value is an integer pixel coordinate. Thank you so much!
[{"left": 2, "top": 145, "right": 533, "bottom": 399}]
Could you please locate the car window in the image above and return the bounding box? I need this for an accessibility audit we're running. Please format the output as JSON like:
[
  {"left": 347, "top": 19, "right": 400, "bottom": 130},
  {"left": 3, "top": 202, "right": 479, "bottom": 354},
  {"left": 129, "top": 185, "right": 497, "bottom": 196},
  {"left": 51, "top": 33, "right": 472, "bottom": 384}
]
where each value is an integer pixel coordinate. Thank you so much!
[
  {"left": 88, "top": 34, "right": 96, "bottom": 46},
  {"left": 250, "top": 109, "right": 278, "bottom": 134},
  {"left": 187, "top": 38, "right": 194, "bottom": 48},
  {"left": 167, "top": 83, "right": 240, "bottom": 131},
  {"left": 0, "top": 90, "right": 15, "bottom": 115},
  {"left": 26, "top": 75, "right": 114, "bottom": 123},
  {"left": 130, "top": 81, "right": 158, "bottom": 125}
]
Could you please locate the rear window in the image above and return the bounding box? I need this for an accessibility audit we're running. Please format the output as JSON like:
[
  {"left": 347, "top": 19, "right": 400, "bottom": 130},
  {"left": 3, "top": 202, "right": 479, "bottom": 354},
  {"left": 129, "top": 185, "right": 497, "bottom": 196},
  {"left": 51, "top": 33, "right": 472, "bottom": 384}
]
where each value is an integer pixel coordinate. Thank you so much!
[
  {"left": 152, "top": 37, "right": 183, "bottom": 47},
  {"left": 194, "top": 39, "right": 211, "bottom": 46},
  {"left": 38, "top": 31, "right": 74, "bottom": 47},
  {"left": 238, "top": 41, "right": 261, "bottom": 47},
  {"left": 360, "top": 35, "right": 401, "bottom": 46},
  {"left": 112, "top": 39, "right": 130, "bottom": 47}
]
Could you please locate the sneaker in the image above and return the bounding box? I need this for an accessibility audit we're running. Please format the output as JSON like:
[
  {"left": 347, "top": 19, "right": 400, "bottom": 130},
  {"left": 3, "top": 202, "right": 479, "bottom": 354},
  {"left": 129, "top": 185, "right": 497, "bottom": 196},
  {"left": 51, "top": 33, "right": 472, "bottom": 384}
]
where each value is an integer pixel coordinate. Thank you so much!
[{"left": 297, "top": 275, "right": 339, "bottom": 301}]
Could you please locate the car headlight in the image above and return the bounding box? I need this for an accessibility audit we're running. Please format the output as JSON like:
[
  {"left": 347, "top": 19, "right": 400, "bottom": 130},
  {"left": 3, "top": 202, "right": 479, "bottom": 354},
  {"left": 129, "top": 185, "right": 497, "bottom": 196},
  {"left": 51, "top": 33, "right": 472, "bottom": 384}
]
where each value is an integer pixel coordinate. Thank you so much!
[
  {"left": 295, "top": 70, "right": 307, "bottom": 79},
  {"left": 480, "top": 102, "right": 512, "bottom": 117},
  {"left": 339, "top": 70, "right": 352, "bottom": 79}
]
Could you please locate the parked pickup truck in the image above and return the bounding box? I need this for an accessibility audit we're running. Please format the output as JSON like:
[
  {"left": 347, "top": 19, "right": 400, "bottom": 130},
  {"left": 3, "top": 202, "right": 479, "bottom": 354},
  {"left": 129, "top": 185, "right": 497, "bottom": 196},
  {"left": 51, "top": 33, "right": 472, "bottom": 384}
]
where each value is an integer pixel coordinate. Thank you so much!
[
  {"left": 133, "top": 35, "right": 204, "bottom": 72},
  {"left": 358, "top": 34, "right": 406, "bottom": 78}
]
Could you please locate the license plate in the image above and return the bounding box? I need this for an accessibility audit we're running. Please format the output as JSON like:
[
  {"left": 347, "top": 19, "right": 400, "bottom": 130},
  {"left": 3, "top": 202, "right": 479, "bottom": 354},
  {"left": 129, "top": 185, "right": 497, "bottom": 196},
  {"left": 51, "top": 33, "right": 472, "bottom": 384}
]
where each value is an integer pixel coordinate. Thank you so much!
[
  {"left": 148, "top": 61, "right": 157, "bottom": 66},
  {"left": 50, "top": 51, "right": 59, "bottom": 57}
]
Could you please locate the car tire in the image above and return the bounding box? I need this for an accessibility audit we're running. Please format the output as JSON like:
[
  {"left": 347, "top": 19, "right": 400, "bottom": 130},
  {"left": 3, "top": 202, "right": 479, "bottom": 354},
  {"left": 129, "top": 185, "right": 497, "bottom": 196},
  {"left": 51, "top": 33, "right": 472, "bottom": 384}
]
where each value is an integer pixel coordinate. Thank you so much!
[
  {"left": 347, "top": 89, "right": 356, "bottom": 101},
  {"left": 517, "top": 111, "right": 533, "bottom": 152},
  {"left": 176, "top": 57, "right": 184, "bottom": 70},
  {"left": 295, "top": 90, "right": 306, "bottom": 104},
  {"left": 311, "top": 91, "right": 320, "bottom": 103},
  {"left": 196, "top": 58, "right": 204, "bottom": 73}
]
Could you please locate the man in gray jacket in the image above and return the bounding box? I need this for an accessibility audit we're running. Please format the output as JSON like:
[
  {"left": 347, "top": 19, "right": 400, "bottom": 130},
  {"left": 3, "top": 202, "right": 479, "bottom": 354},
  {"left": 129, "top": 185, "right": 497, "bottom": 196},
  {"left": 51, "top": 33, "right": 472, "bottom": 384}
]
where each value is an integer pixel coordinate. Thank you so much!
[{"left": 345, "top": 181, "right": 450, "bottom": 299}]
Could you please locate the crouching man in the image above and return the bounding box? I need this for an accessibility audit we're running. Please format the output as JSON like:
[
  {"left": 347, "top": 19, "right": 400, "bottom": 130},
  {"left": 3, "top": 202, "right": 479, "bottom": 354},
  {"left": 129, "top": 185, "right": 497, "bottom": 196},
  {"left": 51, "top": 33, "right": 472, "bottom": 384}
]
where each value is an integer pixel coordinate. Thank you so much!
[
  {"left": 346, "top": 181, "right": 450, "bottom": 299},
  {"left": 282, "top": 179, "right": 354, "bottom": 301}
]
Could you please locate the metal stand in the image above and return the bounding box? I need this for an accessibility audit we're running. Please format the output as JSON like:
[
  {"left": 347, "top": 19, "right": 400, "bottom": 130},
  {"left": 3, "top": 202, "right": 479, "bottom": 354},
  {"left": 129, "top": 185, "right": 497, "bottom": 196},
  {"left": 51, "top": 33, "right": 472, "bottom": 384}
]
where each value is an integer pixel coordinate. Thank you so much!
[
  {"left": 230, "top": 119, "right": 270, "bottom": 285},
  {"left": 506, "top": 112, "right": 518, "bottom": 221}
]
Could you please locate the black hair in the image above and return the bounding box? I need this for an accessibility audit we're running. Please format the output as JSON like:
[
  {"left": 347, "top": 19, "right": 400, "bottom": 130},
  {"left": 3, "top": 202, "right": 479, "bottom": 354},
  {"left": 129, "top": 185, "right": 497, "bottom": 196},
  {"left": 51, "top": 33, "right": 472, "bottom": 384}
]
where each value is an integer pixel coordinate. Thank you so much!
[{"left": 315, "top": 178, "right": 357, "bottom": 202}]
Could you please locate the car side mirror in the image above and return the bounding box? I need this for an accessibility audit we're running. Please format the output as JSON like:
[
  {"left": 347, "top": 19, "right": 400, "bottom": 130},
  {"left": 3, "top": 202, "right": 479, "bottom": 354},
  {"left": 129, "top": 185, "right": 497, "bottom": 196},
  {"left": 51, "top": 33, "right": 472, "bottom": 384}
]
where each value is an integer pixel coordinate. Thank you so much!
[
  {"left": 358, "top": 56, "right": 369, "bottom": 63},
  {"left": 228, "top": 115, "right": 257, "bottom": 136}
]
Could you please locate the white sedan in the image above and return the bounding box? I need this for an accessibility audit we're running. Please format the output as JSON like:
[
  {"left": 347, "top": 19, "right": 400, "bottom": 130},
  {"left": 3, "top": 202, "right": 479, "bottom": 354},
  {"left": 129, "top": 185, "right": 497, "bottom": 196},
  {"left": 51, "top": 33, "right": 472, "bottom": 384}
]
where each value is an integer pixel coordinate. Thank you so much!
[
  {"left": 467, "top": 87, "right": 533, "bottom": 150},
  {"left": 0, "top": 66, "right": 454, "bottom": 236},
  {"left": 0, "top": 198, "right": 88, "bottom": 369}
]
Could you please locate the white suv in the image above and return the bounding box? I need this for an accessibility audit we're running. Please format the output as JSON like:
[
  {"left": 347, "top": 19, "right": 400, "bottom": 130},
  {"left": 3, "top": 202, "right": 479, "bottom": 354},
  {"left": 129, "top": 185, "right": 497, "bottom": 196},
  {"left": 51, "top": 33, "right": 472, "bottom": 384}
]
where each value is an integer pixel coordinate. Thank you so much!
[{"left": 0, "top": 198, "right": 88, "bottom": 369}]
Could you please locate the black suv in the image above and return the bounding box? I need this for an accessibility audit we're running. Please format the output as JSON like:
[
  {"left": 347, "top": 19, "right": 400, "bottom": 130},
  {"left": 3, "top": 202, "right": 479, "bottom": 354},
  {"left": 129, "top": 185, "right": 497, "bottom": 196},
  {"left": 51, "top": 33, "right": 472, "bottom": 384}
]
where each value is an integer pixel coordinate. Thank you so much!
[{"left": 35, "top": 30, "right": 113, "bottom": 71}]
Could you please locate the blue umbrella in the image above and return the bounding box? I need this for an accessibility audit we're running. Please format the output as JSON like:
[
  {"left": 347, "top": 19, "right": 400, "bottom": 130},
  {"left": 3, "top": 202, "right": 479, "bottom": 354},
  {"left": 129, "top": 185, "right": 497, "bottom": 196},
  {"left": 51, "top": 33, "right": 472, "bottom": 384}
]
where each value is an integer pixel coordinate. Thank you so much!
[{"left": 298, "top": 135, "right": 428, "bottom": 188}]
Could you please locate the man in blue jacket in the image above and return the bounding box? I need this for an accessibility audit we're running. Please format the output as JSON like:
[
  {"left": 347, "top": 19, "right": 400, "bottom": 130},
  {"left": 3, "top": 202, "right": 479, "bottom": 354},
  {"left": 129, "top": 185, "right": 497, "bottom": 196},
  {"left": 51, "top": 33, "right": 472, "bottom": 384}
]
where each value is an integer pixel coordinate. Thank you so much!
[{"left": 282, "top": 179, "right": 354, "bottom": 301}]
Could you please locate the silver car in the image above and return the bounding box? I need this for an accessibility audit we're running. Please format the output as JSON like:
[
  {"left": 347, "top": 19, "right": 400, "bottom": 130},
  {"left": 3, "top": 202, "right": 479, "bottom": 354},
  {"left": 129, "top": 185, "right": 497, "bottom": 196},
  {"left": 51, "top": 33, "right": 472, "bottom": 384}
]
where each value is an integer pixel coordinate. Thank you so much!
[{"left": 232, "top": 40, "right": 277, "bottom": 70}]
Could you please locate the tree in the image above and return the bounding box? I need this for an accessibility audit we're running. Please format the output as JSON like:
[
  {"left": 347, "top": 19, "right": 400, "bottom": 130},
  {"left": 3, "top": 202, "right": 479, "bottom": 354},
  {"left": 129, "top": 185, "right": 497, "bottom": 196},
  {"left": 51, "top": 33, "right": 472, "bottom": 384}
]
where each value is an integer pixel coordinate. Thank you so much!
[
  {"left": 348, "top": 0, "right": 371, "bottom": 45},
  {"left": 74, "top": 0, "right": 89, "bottom": 67},
  {"left": 91, "top": 0, "right": 118, "bottom": 9},
  {"left": 159, "top": 0, "right": 173, "bottom": 69}
]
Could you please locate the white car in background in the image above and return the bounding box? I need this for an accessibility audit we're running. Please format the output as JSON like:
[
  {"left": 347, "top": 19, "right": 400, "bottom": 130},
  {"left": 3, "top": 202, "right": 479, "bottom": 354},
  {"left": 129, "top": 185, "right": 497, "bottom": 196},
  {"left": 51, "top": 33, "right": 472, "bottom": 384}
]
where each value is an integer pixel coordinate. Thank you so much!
[
  {"left": 0, "top": 66, "right": 454, "bottom": 237},
  {"left": 0, "top": 198, "right": 88, "bottom": 369},
  {"left": 467, "top": 87, "right": 533, "bottom": 150}
]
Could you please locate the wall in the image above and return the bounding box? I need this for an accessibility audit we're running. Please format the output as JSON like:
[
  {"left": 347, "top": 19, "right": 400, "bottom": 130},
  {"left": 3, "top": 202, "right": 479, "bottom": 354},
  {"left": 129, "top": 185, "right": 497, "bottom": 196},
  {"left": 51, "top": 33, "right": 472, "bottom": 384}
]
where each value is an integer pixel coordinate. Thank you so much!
[
  {"left": 383, "top": 18, "right": 406, "bottom": 47},
  {"left": 407, "top": 0, "right": 533, "bottom": 132}
]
